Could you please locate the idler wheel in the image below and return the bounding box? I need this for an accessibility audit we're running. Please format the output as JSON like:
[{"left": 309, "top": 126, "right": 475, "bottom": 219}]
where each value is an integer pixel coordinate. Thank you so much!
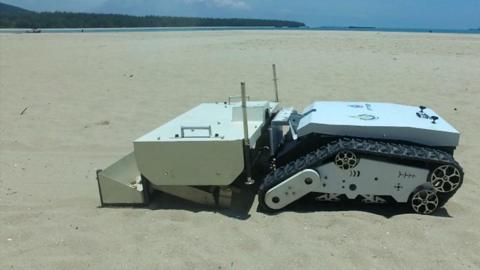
[
  {"left": 430, "top": 165, "right": 462, "bottom": 193},
  {"left": 410, "top": 189, "right": 439, "bottom": 215}
]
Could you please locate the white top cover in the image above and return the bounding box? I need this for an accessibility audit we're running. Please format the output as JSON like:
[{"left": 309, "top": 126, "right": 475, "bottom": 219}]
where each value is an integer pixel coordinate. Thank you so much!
[{"left": 296, "top": 102, "right": 459, "bottom": 147}]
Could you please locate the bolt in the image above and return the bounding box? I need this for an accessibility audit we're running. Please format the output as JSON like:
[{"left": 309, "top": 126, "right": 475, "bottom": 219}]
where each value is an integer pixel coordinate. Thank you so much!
[{"left": 304, "top": 178, "right": 313, "bottom": 185}]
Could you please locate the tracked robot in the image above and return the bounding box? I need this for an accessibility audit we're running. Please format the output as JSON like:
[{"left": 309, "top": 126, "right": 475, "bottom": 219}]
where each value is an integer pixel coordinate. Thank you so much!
[{"left": 96, "top": 66, "right": 463, "bottom": 215}]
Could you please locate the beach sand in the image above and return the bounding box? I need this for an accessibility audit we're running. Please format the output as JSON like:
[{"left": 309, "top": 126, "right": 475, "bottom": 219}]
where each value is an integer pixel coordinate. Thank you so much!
[{"left": 1, "top": 30, "right": 479, "bottom": 269}]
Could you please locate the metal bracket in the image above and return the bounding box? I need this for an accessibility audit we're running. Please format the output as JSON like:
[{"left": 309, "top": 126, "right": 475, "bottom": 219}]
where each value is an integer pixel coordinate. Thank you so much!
[
  {"left": 301, "top": 108, "right": 317, "bottom": 118},
  {"left": 96, "top": 169, "right": 105, "bottom": 206},
  {"left": 152, "top": 185, "right": 232, "bottom": 208}
]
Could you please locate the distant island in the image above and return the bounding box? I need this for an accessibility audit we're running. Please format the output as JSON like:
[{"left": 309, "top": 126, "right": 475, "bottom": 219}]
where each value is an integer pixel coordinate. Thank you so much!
[
  {"left": 0, "top": 2, "right": 305, "bottom": 29},
  {"left": 347, "top": 26, "right": 376, "bottom": 29}
]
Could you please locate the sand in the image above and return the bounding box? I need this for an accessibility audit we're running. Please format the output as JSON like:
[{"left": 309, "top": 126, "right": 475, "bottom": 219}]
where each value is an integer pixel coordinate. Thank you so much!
[{"left": 1, "top": 30, "right": 479, "bottom": 269}]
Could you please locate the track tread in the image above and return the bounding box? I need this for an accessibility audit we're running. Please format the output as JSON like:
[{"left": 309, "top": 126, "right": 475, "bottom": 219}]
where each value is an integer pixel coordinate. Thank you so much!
[{"left": 258, "top": 138, "right": 463, "bottom": 212}]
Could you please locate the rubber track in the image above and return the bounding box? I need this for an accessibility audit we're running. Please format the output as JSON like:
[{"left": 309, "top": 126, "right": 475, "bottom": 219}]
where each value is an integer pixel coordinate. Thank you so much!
[{"left": 258, "top": 138, "right": 464, "bottom": 211}]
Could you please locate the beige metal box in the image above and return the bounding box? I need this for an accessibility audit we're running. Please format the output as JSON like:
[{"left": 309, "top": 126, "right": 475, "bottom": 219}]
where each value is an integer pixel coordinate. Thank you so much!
[
  {"left": 97, "top": 100, "right": 278, "bottom": 205},
  {"left": 134, "top": 101, "right": 278, "bottom": 186}
]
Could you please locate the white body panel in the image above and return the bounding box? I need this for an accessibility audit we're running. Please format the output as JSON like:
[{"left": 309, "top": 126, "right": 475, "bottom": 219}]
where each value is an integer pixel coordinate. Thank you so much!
[
  {"left": 265, "top": 169, "right": 320, "bottom": 209},
  {"left": 315, "top": 159, "right": 429, "bottom": 202},
  {"left": 134, "top": 101, "right": 278, "bottom": 186},
  {"left": 296, "top": 102, "right": 459, "bottom": 147},
  {"left": 264, "top": 158, "right": 430, "bottom": 209}
]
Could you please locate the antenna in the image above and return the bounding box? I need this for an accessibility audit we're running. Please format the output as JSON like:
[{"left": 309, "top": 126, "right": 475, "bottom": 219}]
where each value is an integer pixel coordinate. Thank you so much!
[
  {"left": 272, "top": 64, "right": 279, "bottom": 102},
  {"left": 241, "top": 82, "right": 254, "bottom": 185}
]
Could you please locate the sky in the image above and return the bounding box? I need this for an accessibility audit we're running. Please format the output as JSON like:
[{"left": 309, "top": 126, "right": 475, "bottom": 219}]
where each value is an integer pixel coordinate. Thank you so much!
[{"left": 3, "top": 0, "right": 480, "bottom": 29}]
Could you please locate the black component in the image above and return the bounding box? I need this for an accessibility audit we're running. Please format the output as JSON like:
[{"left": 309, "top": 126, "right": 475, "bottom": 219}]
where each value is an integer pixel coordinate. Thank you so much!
[
  {"left": 276, "top": 133, "right": 457, "bottom": 163},
  {"left": 248, "top": 109, "right": 280, "bottom": 179},
  {"left": 349, "top": 184, "right": 357, "bottom": 191},
  {"left": 416, "top": 106, "right": 430, "bottom": 119},
  {"left": 305, "top": 177, "right": 313, "bottom": 185},
  {"left": 275, "top": 133, "right": 337, "bottom": 166},
  {"left": 258, "top": 138, "right": 463, "bottom": 213},
  {"left": 243, "top": 144, "right": 253, "bottom": 183},
  {"left": 431, "top": 116, "right": 439, "bottom": 124}
]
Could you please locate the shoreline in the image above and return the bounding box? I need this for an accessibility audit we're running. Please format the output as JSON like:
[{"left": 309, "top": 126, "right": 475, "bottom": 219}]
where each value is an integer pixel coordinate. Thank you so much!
[{"left": 1, "top": 26, "right": 479, "bottom": 35}]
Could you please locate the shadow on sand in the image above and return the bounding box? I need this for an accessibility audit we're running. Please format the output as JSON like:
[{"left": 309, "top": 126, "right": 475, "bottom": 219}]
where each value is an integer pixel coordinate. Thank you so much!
[
  {"left": 258, "top": 197, "right": 452, "bottom": 219},
  {"left": 140, "top": 189, "right": 451, "bottom": 220},
  {"left": 146, "top": 187, "right": 257, "bottom": 220}
]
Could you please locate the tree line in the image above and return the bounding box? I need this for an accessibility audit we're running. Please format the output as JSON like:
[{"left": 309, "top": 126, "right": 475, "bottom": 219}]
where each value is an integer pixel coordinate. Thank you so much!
[{"left": 0, "top": 4, "right": 305, "bottom": 29}]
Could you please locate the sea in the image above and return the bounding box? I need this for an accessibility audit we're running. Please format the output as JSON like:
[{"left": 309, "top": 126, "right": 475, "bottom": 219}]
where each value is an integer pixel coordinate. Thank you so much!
[{"left": 0, "top": 26, "right": 479, "bottom": 34}]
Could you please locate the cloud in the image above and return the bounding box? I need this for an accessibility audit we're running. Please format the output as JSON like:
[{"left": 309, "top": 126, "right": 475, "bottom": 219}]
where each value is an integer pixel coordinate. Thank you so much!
[{"left": 184, "top": 0, "right": 250, "bottom": 10}]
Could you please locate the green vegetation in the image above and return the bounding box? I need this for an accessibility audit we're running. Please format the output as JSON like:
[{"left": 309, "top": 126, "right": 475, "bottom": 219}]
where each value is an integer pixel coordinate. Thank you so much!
[{"left": 0, "top": 2, "right": 305, "bottom": 28}]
